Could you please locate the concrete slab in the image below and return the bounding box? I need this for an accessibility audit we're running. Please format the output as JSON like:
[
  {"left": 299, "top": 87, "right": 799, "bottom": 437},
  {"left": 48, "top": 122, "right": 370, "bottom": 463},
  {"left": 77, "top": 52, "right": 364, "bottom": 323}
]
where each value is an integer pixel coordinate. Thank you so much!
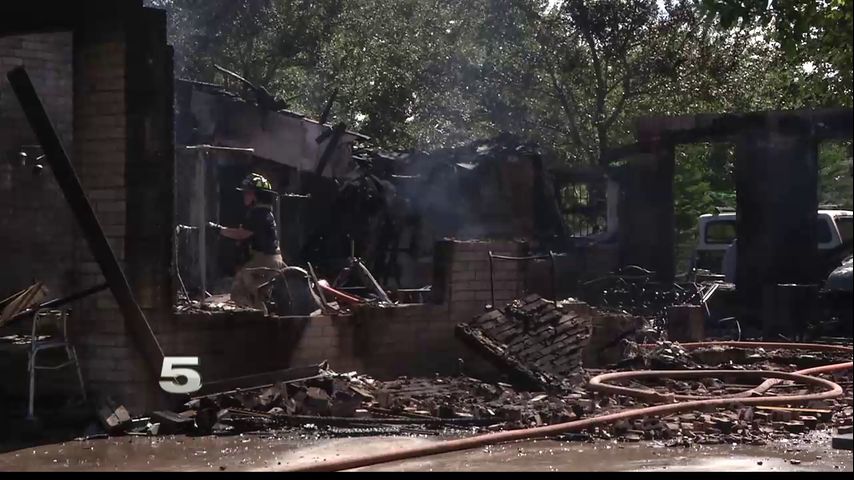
[{"left": 0, "top": 432, "right": 851, "bottom": 472}]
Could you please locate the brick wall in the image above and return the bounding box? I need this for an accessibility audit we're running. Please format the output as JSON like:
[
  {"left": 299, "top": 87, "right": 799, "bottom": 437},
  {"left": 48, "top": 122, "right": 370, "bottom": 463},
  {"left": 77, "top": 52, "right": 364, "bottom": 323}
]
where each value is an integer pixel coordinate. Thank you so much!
[
  {"left": 0, "top": 32, "right": 75, "bottom": 299},
  {"left": 301, "top": 240, "right": 528, "bottom": 379},
  {"left": 68, "top": 8, "right": 176, "bottom": 413},
  {"left": 69, "top": 29, "right": 161, "bottom": 410},
  {"left": 1, "top": 4, "right": 176, "bottom": 415},
  {"left": 165, "top": 239, "right": 530, "bottom": 399}
]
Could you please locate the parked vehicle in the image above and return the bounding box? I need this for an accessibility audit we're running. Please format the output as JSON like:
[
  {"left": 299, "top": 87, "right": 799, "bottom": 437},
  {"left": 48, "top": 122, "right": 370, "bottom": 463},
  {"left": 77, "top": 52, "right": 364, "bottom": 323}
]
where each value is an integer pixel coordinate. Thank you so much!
[{"left": 693, "top": 208, "right": 853, "bottom": 274}]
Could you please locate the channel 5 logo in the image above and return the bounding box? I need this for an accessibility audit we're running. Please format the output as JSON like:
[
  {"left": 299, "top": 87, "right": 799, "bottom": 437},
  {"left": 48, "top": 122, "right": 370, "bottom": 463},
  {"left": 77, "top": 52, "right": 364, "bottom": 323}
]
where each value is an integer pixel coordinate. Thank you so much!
[{"left": 159, "top": 357, "right": 202, "bottom": 394}]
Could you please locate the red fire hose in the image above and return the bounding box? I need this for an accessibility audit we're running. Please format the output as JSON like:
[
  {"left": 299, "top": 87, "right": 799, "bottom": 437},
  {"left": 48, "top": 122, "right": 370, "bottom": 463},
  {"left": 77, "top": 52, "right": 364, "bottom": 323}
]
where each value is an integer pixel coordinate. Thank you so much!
[{"left": 282, "top": 342, "right": 852, "bottom": 472}]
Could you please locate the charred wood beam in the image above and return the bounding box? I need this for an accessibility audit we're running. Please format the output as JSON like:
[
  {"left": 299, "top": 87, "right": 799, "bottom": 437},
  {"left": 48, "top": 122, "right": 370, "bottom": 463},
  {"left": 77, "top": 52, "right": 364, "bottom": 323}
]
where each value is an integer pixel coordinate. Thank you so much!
[
  {"left": 271, "top": 414, "right": 496, "bottom": 428},
  {"left": 7, "top": 66, "right": 164, "bottom": 378},
  {"left": 214, "top": 64, "right": 286, "bottom": 112},
  {"left": 636, "top": 109, "right": 853, "bottom": 145},
  {"left": 194, "top": 364, "right": 326, "bottom": 398}
]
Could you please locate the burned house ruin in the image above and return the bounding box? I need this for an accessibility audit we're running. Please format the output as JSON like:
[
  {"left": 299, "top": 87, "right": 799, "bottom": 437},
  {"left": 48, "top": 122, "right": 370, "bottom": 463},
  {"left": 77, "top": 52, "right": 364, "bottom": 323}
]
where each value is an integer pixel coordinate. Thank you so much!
[
  {"left": 0, "top": 1, "right": 571, "bottom": 414},
  {"left": 0, "top": 1, "right": 851, "bottom": 445}
]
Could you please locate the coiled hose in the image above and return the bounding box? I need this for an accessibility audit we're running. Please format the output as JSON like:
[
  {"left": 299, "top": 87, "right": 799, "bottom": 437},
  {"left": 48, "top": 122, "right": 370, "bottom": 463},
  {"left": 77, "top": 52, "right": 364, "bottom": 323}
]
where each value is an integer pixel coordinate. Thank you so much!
[{"left": 282, "top": 341, "right": 852, "bottom": 472}]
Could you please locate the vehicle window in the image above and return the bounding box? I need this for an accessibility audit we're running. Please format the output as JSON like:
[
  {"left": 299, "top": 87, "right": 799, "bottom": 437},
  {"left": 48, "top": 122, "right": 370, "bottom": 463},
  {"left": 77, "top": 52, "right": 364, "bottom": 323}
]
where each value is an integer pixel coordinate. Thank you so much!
[
  {"left": 837, "top": 217, "right": 853, "bottom": 244},
  {"left": 705, "top": 221, "right": 736, "bottom": 244},
  {"left": 817, "top": 218, "right": 833, "bottom": 244}
]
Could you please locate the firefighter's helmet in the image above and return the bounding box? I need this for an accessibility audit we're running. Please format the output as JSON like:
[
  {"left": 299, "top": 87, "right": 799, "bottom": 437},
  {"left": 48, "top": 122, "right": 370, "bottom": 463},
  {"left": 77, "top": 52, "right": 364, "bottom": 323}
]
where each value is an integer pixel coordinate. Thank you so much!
[{"left": 237, "top": 173, "right": 274, "bottom": 193}]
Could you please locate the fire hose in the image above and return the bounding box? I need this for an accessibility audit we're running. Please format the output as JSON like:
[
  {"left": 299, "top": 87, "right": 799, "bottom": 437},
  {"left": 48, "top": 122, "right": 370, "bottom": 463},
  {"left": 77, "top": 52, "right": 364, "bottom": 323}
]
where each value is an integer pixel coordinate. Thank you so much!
[{"left": 283, "top": 342, "right": 852, "bottom": 472}]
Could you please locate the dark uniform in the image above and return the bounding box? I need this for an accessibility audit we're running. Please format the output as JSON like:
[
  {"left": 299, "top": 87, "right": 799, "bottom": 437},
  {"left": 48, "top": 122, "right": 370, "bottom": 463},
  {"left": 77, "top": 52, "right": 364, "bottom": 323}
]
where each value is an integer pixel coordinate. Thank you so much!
[
  {"left": 230, "top": 176, "right": 286, "bottom": 311},
  {"left": 244, "top": 205, "right": 280, "bottom": 255}
]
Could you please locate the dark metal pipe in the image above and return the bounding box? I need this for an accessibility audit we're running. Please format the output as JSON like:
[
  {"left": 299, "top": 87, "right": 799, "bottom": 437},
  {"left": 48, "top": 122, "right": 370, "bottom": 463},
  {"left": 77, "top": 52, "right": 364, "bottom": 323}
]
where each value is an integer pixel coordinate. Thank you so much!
[
  {"left": 7, "top": 67, "right": 164, "bottom": 378},
  {"left": 488, "top": 251, "right": 567, "bottom": 305}
]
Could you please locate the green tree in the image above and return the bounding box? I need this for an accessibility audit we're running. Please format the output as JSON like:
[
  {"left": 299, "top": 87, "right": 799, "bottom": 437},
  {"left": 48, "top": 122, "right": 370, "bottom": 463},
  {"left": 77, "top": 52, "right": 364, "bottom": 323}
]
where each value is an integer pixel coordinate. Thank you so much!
[
  {"left": 147, "top": 0, "right": 344, "bottom": 108},
  {"left": 702, "top": 0, "right": 853, "bottom": 105},
  {"left": 477, "top": 0, "right": 756, "bottom": 167},
  {"left": 308, "top": 0, "right": 495, "bottom": 147}
]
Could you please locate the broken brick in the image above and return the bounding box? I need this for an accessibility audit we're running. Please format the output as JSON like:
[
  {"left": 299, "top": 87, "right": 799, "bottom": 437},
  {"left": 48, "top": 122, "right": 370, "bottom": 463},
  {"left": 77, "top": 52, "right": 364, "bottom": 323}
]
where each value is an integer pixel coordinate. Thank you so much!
[
  {"left": 784, "top": 421, "right": 806, "bottom": 434},
  {"left": 151, "top": 411, "right": 194, "bottom": 434},
  {"left": 97, "top": 403, "right": 131, "bottom": 434},
  {"left": 800, "top": 416, "right": 818, "bottom": 429}
]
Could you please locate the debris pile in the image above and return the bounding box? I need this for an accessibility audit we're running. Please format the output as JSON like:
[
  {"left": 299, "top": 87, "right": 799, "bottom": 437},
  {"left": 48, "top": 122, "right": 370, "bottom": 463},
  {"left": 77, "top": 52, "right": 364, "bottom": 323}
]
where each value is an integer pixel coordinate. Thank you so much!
[
  {"left": 596, "top": 371, "right": 853, "bottom": 447},
  {"left": 457, "top": 295, "right": 592, "bottom": 391},
  {"left": 641, "top": 341, "right": 699, "bottom": 369},
  {"left": 121, "top": 368, "right": 591, "bottom": 437},
  {"left": 578, "top": 269, "right": 714, "bottom": 331},
  {"left": 174, "top": 257, "right": 397, "bottom": 317},
  {"left": 76, "top": 352, "right": 852, "bottom": 449}
]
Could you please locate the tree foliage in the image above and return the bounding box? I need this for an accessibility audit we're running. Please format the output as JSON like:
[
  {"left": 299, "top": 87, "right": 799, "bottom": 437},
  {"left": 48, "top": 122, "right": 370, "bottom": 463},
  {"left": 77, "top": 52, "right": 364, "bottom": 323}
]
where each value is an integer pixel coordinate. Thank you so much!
[
  {"left": 478, "top": 0, "right": 758, "bottom": 166},
  {"left": 702, "top": 0, "right": 853, "bottom": 105}
]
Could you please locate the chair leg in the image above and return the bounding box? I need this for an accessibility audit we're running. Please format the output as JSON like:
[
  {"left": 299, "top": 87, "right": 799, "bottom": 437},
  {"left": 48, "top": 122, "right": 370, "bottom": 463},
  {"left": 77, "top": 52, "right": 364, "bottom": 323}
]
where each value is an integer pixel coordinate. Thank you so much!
[
  {"left": 27, "top": 352, "right": 37, "bottom": 420},
  {"left": 69, "top": 346, "right": 87, "bottom": 402}
]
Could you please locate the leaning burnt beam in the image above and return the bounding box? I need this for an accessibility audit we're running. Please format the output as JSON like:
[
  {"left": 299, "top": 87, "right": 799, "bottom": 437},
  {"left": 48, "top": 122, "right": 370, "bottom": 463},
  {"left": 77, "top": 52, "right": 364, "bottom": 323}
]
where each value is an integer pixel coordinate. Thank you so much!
[{"left": 7, "top": 66, "right": 165, "bottom": 379}]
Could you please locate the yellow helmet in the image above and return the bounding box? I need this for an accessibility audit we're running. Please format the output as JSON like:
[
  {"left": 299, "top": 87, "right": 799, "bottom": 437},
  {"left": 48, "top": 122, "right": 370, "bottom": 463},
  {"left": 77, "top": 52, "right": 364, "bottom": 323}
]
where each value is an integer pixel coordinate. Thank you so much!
[{"left": 237, "top": 173, "right": 273, "bottom": 193}]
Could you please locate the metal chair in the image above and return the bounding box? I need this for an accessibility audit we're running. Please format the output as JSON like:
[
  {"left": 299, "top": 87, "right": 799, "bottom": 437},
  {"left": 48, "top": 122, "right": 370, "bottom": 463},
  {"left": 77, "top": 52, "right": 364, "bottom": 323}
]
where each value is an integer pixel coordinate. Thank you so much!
[{"left": 27, "top": 308, "right": 86, "bottom": 420}]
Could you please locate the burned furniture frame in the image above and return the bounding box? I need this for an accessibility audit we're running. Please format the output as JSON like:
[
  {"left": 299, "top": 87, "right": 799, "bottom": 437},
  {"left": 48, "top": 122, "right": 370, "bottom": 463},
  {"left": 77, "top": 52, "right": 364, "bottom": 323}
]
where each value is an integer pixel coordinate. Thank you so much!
[
  {"left": 488, "top": 251, "right": 562, "bottom": 306},
  {"left": 610, "top": 108, "right": 853, "bottom": 326}
]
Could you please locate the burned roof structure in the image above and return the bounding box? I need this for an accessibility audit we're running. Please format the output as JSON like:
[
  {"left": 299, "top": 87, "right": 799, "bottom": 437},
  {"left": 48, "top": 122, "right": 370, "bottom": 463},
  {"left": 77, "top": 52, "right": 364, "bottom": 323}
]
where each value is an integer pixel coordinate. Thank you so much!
[
  {"left": 303, "top": 134, "right": 571, "bottom": 289},
  {"left": 176, "top": 78, "right": 367, "bottom": 178}
]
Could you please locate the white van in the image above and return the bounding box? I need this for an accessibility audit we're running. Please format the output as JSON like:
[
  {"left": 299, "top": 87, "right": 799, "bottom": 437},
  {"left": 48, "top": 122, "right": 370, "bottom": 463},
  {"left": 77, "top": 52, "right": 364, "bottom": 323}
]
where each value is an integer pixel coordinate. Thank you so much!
[{"left": 694, "top": 209, "right": 853, "bottom": 273}]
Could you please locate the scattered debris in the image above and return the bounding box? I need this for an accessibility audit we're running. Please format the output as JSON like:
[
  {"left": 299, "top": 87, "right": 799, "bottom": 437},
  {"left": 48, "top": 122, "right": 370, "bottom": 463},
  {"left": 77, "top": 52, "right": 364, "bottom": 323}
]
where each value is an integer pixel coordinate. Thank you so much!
[
  {"left": 151, "top": 410, "right": 194, "bottom": 435},
  {"left": 96, "top": 400, "right": 132, "bottom": 435},
  {"left": 72, "top": 345, "right": 851, "bottom": 450},
  {"left": 0, "top": 282, "right": 48, "bottom": 327},
  {"left": 640, "top": 341, "right": 698, "bottom": 369}
]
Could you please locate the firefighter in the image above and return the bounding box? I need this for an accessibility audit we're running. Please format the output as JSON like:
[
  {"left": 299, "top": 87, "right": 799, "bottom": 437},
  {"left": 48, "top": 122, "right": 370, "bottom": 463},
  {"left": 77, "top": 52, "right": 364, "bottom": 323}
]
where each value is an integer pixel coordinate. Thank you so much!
[{"left": 209, "top": 173, "right": 285, "bottom": 311}]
